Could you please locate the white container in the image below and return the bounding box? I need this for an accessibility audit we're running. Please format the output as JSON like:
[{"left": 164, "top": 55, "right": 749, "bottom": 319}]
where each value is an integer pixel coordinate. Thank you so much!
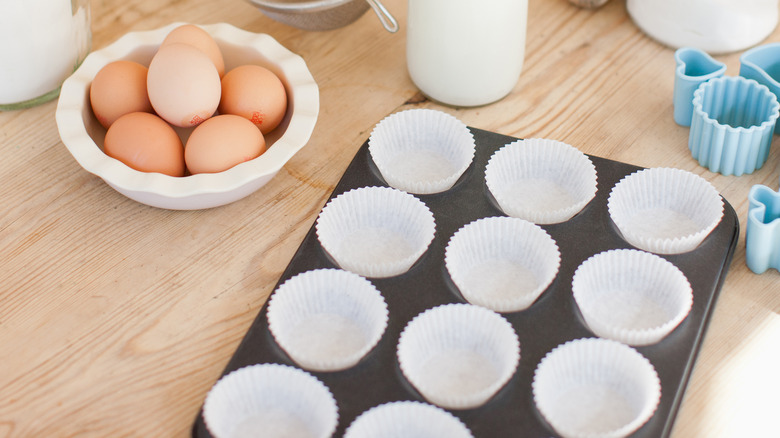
[
  {"left": 627, "top": 0, "right": 778, "bottom": 55},
  {"left": 0, "top": 0, "right": 91, "bottom": 110},
  {"left": 406, "top": 0, "right": 528, "bottom": 107}
]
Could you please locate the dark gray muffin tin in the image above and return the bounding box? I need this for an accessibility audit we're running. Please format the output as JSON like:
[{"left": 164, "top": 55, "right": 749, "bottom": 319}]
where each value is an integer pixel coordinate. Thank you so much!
[{"left": 193, "top": 127, "right": 739, "bottom": 438}]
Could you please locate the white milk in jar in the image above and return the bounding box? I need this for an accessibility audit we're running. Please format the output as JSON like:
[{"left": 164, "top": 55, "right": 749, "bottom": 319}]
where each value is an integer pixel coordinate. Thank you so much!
[
  {"left": 406, "top": 0, "right": 528, "bottom": 107},
  {"left": 0, "top": 0, "right": 91, "bottom": 110}
]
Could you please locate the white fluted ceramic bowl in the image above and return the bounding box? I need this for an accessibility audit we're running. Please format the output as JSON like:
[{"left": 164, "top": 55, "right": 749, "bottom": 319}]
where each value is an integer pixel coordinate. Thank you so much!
[{"left": 55, "top": 22, "right": 319, "bottom": 210}]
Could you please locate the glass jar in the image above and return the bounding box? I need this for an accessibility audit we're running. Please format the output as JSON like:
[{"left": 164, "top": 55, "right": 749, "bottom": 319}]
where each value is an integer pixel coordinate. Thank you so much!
[
  {"left": 0, "top": 0, "right": 92, "bottom": 110},
  {"left": 406, "top": 0, "right": 528, "bottom": 107}
]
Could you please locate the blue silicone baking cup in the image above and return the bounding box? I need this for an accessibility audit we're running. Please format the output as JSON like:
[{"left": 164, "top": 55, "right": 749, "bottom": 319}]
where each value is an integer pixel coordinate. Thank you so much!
[
  {"left": 746, "top": 184, "right": 780, "bottom": 274},
  {"left": 688, "top": 76, "right": 779, "bottom": 176},
  {"left": 740, "top": 42, "right": 780, "bottom": 135},
  {"left": 674, "top": 47, "right": 726, "bottom": 127}
]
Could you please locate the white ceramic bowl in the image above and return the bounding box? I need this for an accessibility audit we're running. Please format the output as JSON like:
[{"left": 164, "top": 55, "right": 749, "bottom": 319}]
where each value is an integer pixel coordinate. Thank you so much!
[{"left": 55, "top": 22, "right": 319, "bottom": 210}]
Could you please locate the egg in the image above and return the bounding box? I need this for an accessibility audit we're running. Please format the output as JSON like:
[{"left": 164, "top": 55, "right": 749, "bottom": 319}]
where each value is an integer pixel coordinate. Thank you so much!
[
  {"left": 90, "top": 60, "right": 153, "bottom": 129},
  {"left": 104, "top": 112, "right": 185, "bottom": 177},
  {"left": 218, "top": 65, "right": 288, "bottom": 135},
  {"left": 160, "top": 24, "right": 225, "bottom": 77},
  {"left": 147, "top": 43, "right": 221, "bottom": 128},
  {"left": 185, "top": 114, "right": 266, "bottom": 174}
]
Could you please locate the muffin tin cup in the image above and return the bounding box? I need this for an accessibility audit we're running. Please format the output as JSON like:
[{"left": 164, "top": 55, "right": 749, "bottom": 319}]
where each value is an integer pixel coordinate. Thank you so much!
[
  {"left": 444, "top": 216, "right": 561, "bottom": 313},
  {"left": 532, "top": 338, "right": 662, "bottom": 438},
  {"left": 484, "top": 138, "right": 598, "bottom": 224},
  {"left": 266, "top": 268, "right": 389, "bottom": 372},
  {"left": 688, "top": 75, "right": 779, "bottom": 176},
  {"left": 607, "top": 167, "right": 724, "bottom": 254},
  {"left": 396, "top": 303, "right": 521, "bottom": 410},
  {"left": 343, "top": 401, "right": 474, "bottom": 438},
  {"left": 368, "top": 108, "right": 476, "bottom": 194},
  {"left": 202, "top": 363, "right": 338, "bottom": 438},
  {"left": 315, "top": 186, "right": 436, "bottom": 278},
  {"left": 572, "top": 249, "right": 693, "bottom": 346}
]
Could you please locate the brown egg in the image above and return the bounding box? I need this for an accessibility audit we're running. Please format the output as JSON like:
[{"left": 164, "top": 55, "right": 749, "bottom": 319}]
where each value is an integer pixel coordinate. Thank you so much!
[
  {"left": 218, "top": 65, "right": 287, "bottom": 135},
  {"left": 185, "top": 114, "right": 266, "bottom": 174},
  {"left": 161, "top": 24, "right": 225, "bottom": 77},
  {"left": 104, "top": 112, "right": 185, "bottom": 177},
  {"left": 147, "top": 43, "right": 221, "bottom": 128},
  {"left": 90, "top": 60, "right": 153, "bottom": 129}
]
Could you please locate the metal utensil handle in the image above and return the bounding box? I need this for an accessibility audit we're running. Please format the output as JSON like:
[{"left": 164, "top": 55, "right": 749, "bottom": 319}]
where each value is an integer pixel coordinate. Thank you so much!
[{"left": 366, "top": 0, "right": 399, "bottom": 33}]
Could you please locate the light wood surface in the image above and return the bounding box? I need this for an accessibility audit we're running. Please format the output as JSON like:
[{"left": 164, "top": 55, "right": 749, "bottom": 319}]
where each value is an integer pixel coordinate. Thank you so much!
[{"left": 2, "top": 0, "right": 779, "bottom": 436}]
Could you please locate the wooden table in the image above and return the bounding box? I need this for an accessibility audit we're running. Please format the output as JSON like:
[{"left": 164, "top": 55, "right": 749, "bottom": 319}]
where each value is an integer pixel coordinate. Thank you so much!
[{"left": 2, "top": 0, "right": 778, "bottom": 436}]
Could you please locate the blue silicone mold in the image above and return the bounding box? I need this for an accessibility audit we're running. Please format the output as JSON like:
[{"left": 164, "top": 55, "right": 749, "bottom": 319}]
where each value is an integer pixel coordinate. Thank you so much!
[
  {"left": 740, "top": 42, "right": 780, "bottom": 135},
  {"left": 674, "top": 47, "right": 726, "bottom": 127},
  {"left": 746, "top": 184, "right": 780, "bottom": 274},
  {"left": 688, "top": 76, "right": 779, "bottom": 176}
]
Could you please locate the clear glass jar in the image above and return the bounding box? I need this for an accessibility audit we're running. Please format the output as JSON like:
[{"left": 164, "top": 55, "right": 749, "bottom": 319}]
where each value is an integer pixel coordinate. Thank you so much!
[{"left": 0, "top": 0, "right": 92, "bottom": 111}]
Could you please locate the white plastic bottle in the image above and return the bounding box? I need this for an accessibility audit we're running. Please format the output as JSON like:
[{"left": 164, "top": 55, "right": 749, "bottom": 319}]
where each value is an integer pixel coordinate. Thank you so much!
[
  {"left": 0, "top": 0, "right": 91, "bottom": 110},
  {"left": 406, "top": 0, "right": 528, "bottom": 107}
]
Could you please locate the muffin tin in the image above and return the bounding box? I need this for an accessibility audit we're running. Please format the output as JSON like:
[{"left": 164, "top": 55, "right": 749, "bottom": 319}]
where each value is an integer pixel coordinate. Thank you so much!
[{"left": 192, "top": 127, "right": 738, "bottom": 437}]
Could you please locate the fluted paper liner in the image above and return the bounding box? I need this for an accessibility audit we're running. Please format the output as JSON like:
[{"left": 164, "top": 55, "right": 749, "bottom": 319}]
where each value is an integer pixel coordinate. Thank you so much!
[
  {"left": 396, "top": 303, "right": 520, "bottom": 410},
  {"left": 203, "top": 363, "right": 338, "bottom": 438},
  {"left": 315, "top": 186, "right": 436, "bottom": 278},
  {"left": 344, "top": 401, "right": 474, "bottom": 438},
  {"left": 532, "top": 338, "right": 661, "bottom": 438},
  {"left": 485, "top": 138, "right": 598, "bottom": 224},
  {"left": 267, "top": 269, "right": 389, "bottom": 372},
  {"left": 444, "top": 216, "right": 561, "bottom": 313},
  {"left": 607, "top": 167, "right": 724, "bottom": 254},
  {"left": 368, "top": 109, "right": 476, "bottom": 194},
  {"left": 572, "top": 249, "right": 693, "bottom": 346}
]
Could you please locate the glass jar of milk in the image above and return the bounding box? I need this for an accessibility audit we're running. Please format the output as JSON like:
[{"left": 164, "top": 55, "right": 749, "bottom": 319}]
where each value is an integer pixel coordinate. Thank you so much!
[
  {"left": 406, "top": 0, "right": 528, "bottom": 107},
  {"left": 0, "top": 0, "right": 91, "bottom": 110}
]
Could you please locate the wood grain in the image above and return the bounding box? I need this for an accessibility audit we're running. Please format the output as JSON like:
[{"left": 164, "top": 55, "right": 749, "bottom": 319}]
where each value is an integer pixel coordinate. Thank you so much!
[{"left": 1, "top": 0, "right": 778, "bottom": 436}]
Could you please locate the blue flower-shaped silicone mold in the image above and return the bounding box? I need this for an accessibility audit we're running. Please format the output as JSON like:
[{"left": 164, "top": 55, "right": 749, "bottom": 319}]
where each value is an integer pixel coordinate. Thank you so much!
[
  {"left": 689, "top": 76, "right": 779, "bottom": 176},
  {"left": 746, "top": 184, "right": 780, "bottom": 274}
]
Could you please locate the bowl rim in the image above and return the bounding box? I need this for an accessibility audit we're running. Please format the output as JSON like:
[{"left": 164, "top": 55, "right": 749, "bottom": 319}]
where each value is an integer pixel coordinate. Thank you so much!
[{"left": 55, "top": 22, "right": 319, "bottom": 207}]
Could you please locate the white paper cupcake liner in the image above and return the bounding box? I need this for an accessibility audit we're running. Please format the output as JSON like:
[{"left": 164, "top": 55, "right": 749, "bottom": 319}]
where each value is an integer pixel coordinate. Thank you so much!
[
  {"left": 572, "top": 249, "right": 693, "bottom": 346},
  {"left": 203, "top": 363, "right": 338, "bottom": 438},
  {"left": 532, "top": 338, "right": 661, "bottom": 438},
  {"left": 315, "top": 186, "right": 436, "bottom": 278},
  {"left": 485, "top": 138, "right": 598, "bottom": 224},
  {"left": 267, "top": 269, "right": 389, "bottom": 372},
  {"left": 343, "top": 401, "right": 474, "bottom": 438},
  {"left": 444, "top": 216, "right": 561, "bottom": 312},
  {"left": 607, "top": 167, "right": 724, "bottom": 254},
  {"left": 368, "top": 109, "right": 476, "bottom": 194},
  {"left": 396, "top": 303, "right": 520, "bottom": 410}
]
